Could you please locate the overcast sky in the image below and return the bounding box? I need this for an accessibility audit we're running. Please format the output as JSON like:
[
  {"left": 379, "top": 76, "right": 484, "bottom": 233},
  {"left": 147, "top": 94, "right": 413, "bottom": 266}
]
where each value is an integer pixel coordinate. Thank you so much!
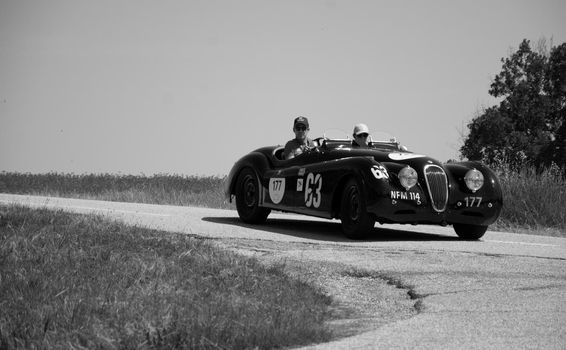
[{"left": 1, "top": 0, "right": 565, "bottom": 176}]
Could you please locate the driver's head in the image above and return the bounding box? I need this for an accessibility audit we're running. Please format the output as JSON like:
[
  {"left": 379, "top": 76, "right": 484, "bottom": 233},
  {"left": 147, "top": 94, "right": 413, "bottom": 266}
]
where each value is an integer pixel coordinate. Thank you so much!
[
  {"left": 293, "top": 116, "right": 309, "bottom": 141},
  {"left": 353, "top": 123, "right": 370, "bottom": 148}
]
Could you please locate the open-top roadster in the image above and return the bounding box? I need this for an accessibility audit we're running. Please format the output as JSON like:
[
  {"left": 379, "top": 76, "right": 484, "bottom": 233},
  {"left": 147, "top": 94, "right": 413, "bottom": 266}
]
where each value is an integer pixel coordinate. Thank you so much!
[{"left": 225, "top": 132, "right": 502, "bottom": 239}]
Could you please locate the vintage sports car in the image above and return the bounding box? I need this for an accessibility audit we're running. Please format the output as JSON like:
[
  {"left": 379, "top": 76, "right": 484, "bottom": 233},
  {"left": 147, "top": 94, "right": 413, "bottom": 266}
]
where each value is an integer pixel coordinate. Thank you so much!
[{"left": 225, "top": 132, "right": 503, "bottom": 239}]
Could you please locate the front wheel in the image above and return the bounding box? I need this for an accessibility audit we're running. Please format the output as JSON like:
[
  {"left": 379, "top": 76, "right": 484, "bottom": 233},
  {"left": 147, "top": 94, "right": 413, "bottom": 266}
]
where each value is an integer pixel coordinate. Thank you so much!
[
  {"left": 235, "top": 168, "right": 270, "bottom": 224},
  {"left": 340, "top": 178, "right": 375, "bottom": 239},
  {"left": 453, "top": 224, "right": 487, "bottom": 240}
]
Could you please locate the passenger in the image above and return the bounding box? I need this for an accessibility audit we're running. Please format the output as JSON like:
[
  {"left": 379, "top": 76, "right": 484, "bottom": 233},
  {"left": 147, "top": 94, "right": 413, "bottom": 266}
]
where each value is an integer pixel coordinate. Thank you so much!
[
  {"left": 283, "top": 116, "right": 314, "bottom": 159},
  {"left": 352, "top": 123, "right": 371, "bottom": 148}
]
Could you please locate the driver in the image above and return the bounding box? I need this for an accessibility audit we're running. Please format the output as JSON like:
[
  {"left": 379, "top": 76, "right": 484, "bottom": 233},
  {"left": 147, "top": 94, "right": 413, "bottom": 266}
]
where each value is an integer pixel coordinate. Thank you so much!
[
  {"left": 283, "top": 116, "right": 314, "bottom": 159},
  {"left": 352, "top": 123, "right": 371, "bottom": 148}
]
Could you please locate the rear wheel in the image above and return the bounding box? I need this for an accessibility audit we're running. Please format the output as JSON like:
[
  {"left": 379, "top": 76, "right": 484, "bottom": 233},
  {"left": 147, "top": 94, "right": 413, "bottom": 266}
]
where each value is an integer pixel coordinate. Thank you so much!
[
  {"left": 340, "top": 178, "right": 375, "bottom": 239},
  {"left": 453, "top": 224, "right": 487, "bottom": 240},
  {"left": 235, "top": 168, "right": 270, "bottom": 224}
]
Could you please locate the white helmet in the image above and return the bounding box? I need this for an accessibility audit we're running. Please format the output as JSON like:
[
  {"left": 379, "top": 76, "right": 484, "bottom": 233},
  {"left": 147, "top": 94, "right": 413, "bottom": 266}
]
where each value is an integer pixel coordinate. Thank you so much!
[{"left": 353, "top": 123, "right": 370, "bottom": 136}]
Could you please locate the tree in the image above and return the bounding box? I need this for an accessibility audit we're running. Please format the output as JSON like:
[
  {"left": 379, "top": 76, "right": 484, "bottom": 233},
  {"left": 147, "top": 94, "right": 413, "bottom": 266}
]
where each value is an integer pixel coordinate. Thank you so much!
[
  {"left": 540, "top": 43, "right": 566, "bottom": 167},
  {"left": 461, "top": 39, "right": 566, "bottom": 170}
]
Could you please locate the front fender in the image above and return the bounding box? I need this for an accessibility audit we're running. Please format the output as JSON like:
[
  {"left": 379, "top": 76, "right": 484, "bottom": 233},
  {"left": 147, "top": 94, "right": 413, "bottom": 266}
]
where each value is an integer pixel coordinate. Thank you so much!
[
  {"left": 444, "top": 161, "right": 503, "bottom": 199},
  {"left": 328, "top": 157, "right": 392, "bottom": 217},
  {"left": 443, "top": 161, "right": 503, "bottom": 225}
]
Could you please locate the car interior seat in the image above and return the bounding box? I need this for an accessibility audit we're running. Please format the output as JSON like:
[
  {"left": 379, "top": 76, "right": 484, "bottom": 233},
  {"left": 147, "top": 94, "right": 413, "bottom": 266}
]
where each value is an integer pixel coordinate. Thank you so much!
[{"left": 273, "top": 147, "right": 285, "bottom": 160}]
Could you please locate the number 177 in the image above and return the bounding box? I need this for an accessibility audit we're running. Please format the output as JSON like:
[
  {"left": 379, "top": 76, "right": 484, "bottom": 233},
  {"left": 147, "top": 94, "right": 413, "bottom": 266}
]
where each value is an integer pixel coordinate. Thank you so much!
[{"left": 464, "top": 196, "right": 482, "bottom": 207}]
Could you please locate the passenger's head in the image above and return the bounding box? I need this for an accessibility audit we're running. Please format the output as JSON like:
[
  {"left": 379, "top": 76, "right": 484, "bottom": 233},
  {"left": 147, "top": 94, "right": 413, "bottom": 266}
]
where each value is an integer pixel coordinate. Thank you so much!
[
  {"left": 293, "top": 116, "right": 309, "bottom": 141},
  {"left": 353, "top": 123, "right": 370, "bottom": 148}
]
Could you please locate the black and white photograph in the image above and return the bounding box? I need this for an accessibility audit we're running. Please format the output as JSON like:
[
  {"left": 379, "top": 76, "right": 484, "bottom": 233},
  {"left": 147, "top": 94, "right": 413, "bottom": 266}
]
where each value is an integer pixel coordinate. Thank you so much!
[{"left": 1, "top": 0, "right": 565, "bottom": 348}]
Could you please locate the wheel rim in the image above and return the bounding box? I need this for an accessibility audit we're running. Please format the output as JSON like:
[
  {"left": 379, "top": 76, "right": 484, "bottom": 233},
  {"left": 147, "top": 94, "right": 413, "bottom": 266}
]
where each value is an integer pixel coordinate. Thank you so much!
[
  {"left": 243, "top": 175, "right": 256, "bottom": 208},
  {"left": 347, "top": 187, "right": 361, "bottom": 222}
]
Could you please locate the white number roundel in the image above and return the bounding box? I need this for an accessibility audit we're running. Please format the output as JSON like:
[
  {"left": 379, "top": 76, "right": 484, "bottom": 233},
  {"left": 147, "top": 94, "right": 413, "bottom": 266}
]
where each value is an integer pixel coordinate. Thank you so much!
[{"left": 269, "top": 178, "right": 285, "bottom": 204}]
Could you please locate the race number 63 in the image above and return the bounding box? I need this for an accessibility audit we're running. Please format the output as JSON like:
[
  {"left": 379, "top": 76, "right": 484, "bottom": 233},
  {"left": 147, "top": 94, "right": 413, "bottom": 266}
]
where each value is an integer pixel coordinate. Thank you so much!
[
  {"left": 305, "top": 173, "right": 322, "bottom": 208},
  {"left": 371, "top": 165, "right": 389, "bottom": 179}
]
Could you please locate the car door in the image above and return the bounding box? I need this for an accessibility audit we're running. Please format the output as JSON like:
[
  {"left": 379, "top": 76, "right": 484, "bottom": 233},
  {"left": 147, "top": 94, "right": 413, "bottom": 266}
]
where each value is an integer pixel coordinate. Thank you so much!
[
  {"left": 286, "top": 151, "right": 337, "bottom": 218},
  {"left": 262, "top": 151, "right": 322, "bottom": 214}
]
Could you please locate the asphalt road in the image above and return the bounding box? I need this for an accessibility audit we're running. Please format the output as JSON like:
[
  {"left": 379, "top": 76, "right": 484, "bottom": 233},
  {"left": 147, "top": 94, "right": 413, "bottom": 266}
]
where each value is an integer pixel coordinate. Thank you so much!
[{"left": 1, "top": 194, "right": 565, "bottom": 349}]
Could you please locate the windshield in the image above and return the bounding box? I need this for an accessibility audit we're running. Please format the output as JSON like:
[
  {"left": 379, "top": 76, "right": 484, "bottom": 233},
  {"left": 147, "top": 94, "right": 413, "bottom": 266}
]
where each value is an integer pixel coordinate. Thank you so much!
[
  {"left": 318, "top": 129, "right": 408, "bottom": 151},
  {"left": 321, "top": 129, "right": 351, "bottom": 140},
  {"left": 369, "top": 131, "right": 398, "bottom": 143},
  {"left": 321, "top": 129, "right": 398, "bottom": 143}
]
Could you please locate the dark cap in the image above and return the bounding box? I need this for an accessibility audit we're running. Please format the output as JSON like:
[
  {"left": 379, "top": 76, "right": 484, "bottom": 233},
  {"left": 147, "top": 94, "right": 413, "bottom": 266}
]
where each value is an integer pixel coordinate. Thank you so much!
[{"left": 294, "top": 116, "right": 309, "bottom": 128}]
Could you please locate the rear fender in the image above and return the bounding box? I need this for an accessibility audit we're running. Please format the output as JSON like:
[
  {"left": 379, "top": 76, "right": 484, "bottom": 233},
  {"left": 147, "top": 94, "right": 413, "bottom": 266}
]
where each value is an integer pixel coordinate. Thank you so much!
[{"left": 225, "top": 152, "right": 271, "bottom": 202}]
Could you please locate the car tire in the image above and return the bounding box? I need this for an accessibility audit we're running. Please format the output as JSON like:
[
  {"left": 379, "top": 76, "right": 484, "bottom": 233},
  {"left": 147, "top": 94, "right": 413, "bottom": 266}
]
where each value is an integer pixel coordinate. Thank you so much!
[
  {"left": 340, "top": 178, "right": 375, "bottom": 239},
  {"left": 235, "top": 168, "right": 270, "bottom": 224},
  {"left": 453, "top": 224, "right": 487, "bottom": 240}
]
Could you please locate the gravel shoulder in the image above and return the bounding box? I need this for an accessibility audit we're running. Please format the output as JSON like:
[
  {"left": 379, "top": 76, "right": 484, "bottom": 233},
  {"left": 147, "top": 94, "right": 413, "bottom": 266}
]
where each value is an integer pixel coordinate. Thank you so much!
[
  {"left": 217, "top": 238, "right": 420, "bottom": 341},
  {"left": 215, "top": 236, "right": 566, "bottom": 350}
]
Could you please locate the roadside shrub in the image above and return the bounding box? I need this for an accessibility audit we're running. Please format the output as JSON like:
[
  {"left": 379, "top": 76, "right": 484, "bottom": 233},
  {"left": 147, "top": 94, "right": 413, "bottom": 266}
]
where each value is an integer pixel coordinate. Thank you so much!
[{"left": 491, "top": 162, "right": 566, "bottom": 234}]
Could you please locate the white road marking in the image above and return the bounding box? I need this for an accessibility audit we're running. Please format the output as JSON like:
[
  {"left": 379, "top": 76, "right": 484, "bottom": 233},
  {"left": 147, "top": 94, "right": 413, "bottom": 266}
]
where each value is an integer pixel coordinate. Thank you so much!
[
  {"left": 484, "top": 239, "right": 559, "bottom": 247},
  {"left": 62, "top": 206, "right": 172, "bottom": 217},
  {"left": 10, "top": 202, "right": 173, "bottom": 218}
]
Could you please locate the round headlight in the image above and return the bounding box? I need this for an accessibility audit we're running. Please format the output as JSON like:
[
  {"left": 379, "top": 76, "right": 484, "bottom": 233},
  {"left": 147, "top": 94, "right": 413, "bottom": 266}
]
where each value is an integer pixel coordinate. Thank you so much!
[
  {"left": 399, "top": 166, "right": 418, "bottom": 190},
  {"left": 464, "top": 169, "right": 484, "bottom": 192}
]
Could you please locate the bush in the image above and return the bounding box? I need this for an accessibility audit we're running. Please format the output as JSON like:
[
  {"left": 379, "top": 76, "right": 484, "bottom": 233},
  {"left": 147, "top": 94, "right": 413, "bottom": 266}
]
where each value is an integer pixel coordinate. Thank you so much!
[{"left": 492, "top": 163, "right": 566, "bottom": 233}]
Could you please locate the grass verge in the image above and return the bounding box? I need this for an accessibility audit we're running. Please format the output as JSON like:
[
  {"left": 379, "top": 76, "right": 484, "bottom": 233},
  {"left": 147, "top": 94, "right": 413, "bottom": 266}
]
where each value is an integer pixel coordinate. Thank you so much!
[
  {"left": 490, "top": 165, "right": 566, "bottom": 236},
  {"left": 0, "top": 173, "right": 232, "bottom": 209},
  {"left": 1, "top": 171, "right": 564, "bottom": 236},
  {"left": 0, "top": 205, "right": 331, "bottom": 349}
]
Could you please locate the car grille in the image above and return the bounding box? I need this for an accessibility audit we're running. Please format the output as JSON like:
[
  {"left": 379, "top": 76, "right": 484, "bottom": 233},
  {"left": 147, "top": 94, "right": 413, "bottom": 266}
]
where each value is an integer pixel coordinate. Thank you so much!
[{"left": 424, "top": 165, "right": 448, "bottom": 212}]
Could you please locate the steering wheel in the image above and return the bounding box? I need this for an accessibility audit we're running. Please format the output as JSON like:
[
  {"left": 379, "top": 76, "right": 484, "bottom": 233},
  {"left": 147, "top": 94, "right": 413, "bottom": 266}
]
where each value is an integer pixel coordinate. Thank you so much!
[{"left": 313, "top": 137, "right": 326, "bottom": 147}]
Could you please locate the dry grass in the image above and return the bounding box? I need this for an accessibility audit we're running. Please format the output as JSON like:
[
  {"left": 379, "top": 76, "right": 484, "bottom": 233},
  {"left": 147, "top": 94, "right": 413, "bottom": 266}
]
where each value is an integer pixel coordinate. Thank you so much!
[
  {"left": 0, "top": 205, "right": 332, "bottom": 349},
  {"left": 489, "top": 165, "right": 566, "bottom": 236},
  {"left": 0, "top": 172, "right": 232, "bottom": 209}
]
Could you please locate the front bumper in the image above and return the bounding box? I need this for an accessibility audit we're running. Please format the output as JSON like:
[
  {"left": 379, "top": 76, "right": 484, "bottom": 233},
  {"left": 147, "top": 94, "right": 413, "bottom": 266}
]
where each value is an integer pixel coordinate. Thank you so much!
[{"left": 367, "top": 194, "right": 503, "bottom": 227}]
